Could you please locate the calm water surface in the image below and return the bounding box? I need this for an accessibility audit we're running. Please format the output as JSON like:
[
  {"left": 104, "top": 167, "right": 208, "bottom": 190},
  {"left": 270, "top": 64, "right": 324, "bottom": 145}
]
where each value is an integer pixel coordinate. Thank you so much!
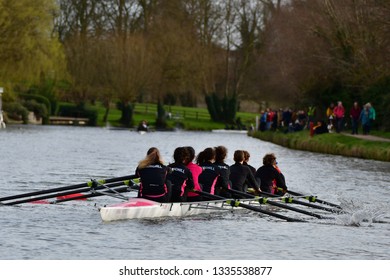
[{"left": 0, "top": 125, "right": 389, "bottom": 260}]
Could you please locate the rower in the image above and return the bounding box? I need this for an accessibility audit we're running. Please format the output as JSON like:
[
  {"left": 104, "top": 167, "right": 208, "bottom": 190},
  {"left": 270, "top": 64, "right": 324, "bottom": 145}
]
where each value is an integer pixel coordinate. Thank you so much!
[
  {"left": 229, "top": 150, "right": 260, "bottom": 197},
  {"left": 184, "top": 146, "right": 203, "bottom": 202},
  {"left": 197, "top": 147, "right": 228, "bottom": 197},
  {"left": 135, "top": 147, "right": 172, "bottom": 203},
  {"left": 214, "top": 146, "right": 231, "bottom": 198},
  {"left": 167, "top": 147, "right": 195, "bottom": 202},
  {"left": 255, "top": 153, "right": 287, "bottom": 195}
]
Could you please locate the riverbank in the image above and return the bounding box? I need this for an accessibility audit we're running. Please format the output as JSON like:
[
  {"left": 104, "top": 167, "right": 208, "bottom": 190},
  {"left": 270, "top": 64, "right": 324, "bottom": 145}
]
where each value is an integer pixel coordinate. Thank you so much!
[{"left": 249, "top": 130, "right": 390, "bottom": 162}]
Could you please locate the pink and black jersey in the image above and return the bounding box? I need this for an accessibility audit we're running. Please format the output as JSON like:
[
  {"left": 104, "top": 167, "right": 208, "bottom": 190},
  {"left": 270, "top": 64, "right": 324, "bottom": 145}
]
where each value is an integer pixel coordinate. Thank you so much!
[{"left": 198, "top": 161, "right": 227, "bottom": 195}]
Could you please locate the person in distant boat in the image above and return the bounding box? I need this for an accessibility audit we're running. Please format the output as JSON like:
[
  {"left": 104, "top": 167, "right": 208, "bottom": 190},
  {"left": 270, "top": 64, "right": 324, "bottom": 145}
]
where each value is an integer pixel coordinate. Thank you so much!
[
  {"left": 255, "top": 153, "right": 287, "bottom": 195},
  {"left": 214, "top": 146, "right": 231, "bottom": 198},
  {"left": 135, "top": 147, "right": 171, "bottom": 202},
  {"left": 167, "top": 147, "right": 195, "bottom": 202},
  {"left": 184, "top": 146, "right": 203, "bottom": 202},
  {"left": 196, "top": 147, "right": 228, "bottom": 197},
  {"left": 137, "top": 120, "right": 148, "bottom": 132},
  {"left": 229, "top": 150, "right": 260, "bottom": 196}
]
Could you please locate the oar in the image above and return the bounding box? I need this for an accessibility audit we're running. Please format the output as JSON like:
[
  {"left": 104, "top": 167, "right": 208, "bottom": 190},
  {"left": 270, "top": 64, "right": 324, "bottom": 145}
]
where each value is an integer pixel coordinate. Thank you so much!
[
  {"left": 53, "top": 180, "right": 140, "bottom": 204},
  {"left": 196, "top": 191, "right": 305, "bottom": 222},
  {"left": 248, "top": 188, "right": 339, "bottom": 213},
  {"left": 2, "top": 178, "right": 137, "bottom": 206},
  {"left": 228, "top": 189, "right": 327, "bottom": 219},
  {"left": 284, "top": 189, "right": 342, "bottom": 209},
  {"left": 279, "top": 197, "right": 342, "bottom": 213},
  {"left": 0, "top": 174, "right": 138, "bottom": 203}
]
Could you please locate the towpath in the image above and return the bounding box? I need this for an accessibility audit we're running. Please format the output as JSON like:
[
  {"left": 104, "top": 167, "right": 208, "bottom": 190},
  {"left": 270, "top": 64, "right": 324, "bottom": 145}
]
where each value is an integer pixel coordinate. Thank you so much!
[{"left": 341, "top": 133, "right": 390, "bottom": 143}]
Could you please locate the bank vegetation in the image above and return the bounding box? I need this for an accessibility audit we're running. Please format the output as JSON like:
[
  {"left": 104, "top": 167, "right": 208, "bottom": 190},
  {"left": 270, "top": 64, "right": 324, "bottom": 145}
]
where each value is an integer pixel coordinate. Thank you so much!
[
  {"left": 250, "top": 130, "right": 390, "bottom": 162},
  {"left": 1, "top": 0, "right": 390, "bottom": 130}
]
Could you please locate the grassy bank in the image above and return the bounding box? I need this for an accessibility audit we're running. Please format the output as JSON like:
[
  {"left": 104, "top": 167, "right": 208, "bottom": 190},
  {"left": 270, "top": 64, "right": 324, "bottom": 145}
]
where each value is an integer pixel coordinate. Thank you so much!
[
  {"left": 96, "top": 103, "right": 258, "bottom": 131},
  {"left": 250, "top": 130, "right": 390, "bottom": 162},
  {"left": 94, "top": 102, "right": 389, "bottom": 162}
]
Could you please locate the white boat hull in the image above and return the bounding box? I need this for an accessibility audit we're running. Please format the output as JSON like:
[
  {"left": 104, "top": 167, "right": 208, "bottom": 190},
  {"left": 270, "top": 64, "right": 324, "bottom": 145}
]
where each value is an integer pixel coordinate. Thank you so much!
[{"left": 99, "top": 198, "right": 236, "bottom": 222}]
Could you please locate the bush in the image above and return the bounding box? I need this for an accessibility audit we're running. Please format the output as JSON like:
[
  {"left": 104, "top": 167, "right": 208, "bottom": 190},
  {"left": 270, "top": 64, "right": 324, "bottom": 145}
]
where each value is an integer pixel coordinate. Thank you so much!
[
  {"left": 18, "top": 93, "right": 52, "bottom": 117},
  {"left": 22, "top": 100, "right": 49, "bottom": 124},
  {"left": 3, "top": 102, "right": 29, "bottom": 124}
]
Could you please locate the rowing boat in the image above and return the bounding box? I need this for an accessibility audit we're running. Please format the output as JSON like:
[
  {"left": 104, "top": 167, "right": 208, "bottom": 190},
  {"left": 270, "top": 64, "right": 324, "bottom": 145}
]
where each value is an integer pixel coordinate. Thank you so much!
[{"left": 99, "top": 198, "right": 255, "bottom": 222}]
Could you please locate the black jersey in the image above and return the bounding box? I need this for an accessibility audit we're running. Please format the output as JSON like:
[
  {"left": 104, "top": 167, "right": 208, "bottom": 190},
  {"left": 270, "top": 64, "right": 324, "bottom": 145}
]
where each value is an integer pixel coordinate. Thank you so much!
[
  {"left": 255, "top": 165, "right": 287, "bottom": 194},
  {"left": 230, "top": 163, "right": 259, "bottom": 192},
  {"left": 167, "top": 162, "right": 194, "bottom": 202},
  {"left": 135, "top": 163, "right": 171, "bottom": 202},
  {"left": 198, "top": 161, "right": 224, "bottom": 194}
]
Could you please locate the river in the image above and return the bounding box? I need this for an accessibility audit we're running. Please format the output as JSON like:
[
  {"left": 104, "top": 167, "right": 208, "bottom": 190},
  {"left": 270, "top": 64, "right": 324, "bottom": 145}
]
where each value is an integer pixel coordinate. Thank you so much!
[{"left": 0, "top": 125, "right": 389, "bottom": 260}]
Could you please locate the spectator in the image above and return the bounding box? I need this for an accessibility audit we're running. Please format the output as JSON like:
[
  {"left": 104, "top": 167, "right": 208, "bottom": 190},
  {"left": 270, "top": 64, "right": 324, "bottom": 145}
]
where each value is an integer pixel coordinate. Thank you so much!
[
  {"left": 349, "top": 102, "right": 361, "bottom": 135},
  {"left": 333, "top": 101, "right": 345, "bottom": 133},
  {"left": 360, "top": 104, "right": 371, "bottom": 135},
  {"left": 313, "top": 121, "right": 329, "bottom": 135},
  {"left": 326, "top": 102, "right": 335, "bottom": 131},
  {"left": 367, "top": 103, "right": 376, "bottom": 128}
]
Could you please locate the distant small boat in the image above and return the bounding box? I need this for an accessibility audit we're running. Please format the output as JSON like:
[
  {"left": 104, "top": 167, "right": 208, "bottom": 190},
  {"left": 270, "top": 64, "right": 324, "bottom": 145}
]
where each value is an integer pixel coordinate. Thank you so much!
[{"left": 211, "top": 129, "right": 248, "bottom": 134}]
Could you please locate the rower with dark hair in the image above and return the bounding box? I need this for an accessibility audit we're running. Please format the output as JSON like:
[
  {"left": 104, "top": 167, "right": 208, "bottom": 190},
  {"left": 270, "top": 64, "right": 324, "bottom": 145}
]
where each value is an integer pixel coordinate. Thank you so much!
[
  {"left": 135, "top": 147, "right": 171, "bottom": 202},
  {"left": 214, "top": 146, "right": 231, "bottom": 197},
  {"left": 255, "top": 153, "right": 287, "bottom": 195},
  {"left": 167, "top": 147, "right": 195, "bottom": 202},
  {"left": 184, "top": 146, "right": 203, "bottom": 202},
  {"left": 197, "top": 147, "right": 228, "bottom": 196},
  {"left": 229, "top": 150, "right": 260, "bottom": 196},
  {"left": 242, "top": 150, "right": 256, "bottom": 176}
]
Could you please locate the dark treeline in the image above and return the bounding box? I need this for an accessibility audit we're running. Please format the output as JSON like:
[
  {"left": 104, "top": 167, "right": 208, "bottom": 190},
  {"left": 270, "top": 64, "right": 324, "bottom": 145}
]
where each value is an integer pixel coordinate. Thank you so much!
[{"left": 0, "top": 0, "right": 389, "bottom": 129}]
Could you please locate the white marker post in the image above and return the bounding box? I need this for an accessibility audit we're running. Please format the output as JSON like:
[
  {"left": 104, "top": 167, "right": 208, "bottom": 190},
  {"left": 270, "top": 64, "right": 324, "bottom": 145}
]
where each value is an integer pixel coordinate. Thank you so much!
[{"left": 0, "top": 87, "right": 6, "bottom": 129}]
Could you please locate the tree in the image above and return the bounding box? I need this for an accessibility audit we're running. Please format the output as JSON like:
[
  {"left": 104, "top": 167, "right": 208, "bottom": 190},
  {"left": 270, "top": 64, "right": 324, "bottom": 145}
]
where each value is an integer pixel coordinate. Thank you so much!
[{"left": 0, "top": 0, "right": 65, "bottom": 96}]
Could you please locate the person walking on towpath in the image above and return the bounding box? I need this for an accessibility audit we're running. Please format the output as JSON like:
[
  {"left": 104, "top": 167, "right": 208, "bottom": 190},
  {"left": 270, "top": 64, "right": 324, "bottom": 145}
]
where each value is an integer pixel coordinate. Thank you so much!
[
  {"left": 333, "top": 101, "right": 345, "bottom": 133},
  {"left": 350, "top": 101, "right": 361, "bottom": 135}
]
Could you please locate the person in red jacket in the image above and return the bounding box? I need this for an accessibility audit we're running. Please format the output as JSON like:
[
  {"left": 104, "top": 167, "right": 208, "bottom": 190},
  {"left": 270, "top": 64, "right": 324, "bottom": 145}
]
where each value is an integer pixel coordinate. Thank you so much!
[{"left": 333, "top": 101, "right": 345, "bottom": 133}]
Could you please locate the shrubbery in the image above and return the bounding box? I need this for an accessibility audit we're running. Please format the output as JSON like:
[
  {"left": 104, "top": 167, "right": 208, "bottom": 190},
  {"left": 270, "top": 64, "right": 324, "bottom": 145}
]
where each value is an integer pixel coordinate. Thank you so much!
[{"left": 3, "top": 102, "right": 29, "bottom": 124}]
